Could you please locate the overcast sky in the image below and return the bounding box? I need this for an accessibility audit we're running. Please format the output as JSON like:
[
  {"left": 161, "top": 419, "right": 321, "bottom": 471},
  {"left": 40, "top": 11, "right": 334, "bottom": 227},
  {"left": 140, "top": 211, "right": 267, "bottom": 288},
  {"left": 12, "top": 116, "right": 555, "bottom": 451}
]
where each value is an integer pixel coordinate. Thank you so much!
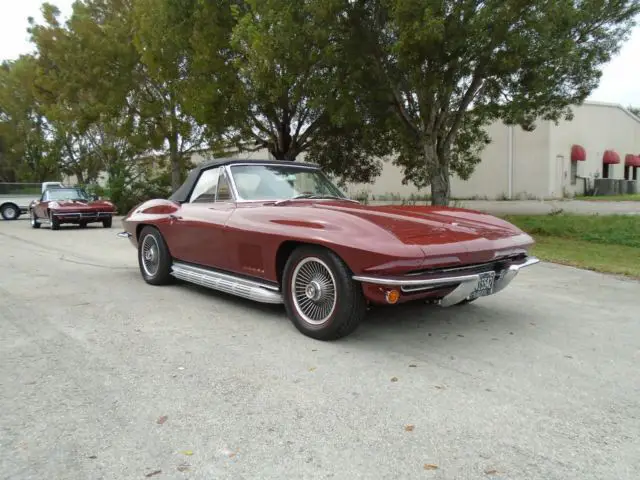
[{"left": 2, "top": 0, "right": 640, "bottom": 107}]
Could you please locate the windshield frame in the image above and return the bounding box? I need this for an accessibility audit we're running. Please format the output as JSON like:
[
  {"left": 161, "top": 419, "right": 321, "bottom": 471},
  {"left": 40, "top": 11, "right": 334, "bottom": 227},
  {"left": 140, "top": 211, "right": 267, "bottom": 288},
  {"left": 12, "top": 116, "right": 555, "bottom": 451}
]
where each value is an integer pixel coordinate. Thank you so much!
[
  {"left": 225, "top": 163, "right": 350, "bottom": 203},
  {"left": 43, "top": 187, "right": 90, "bottom": 202}
]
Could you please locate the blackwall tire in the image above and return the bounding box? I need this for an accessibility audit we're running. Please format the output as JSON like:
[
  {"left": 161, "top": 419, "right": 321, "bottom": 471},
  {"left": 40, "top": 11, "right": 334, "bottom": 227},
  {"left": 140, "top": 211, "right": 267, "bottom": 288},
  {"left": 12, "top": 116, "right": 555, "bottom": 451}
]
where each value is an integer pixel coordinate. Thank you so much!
[
  {"left": 50, "top": 212, "right": 60, "bottom": 230},
  {"left": 282, "top": 245, "right": 366, "bottom": 341},
  {"left": 30, "top": 210, "right": 41, "bottom": 229},
  {"left": 1, "top": 204, "right": 20, "bottom": 220},
  {"left": 137, "top": 226, "right": 173, "bottom": 286}
]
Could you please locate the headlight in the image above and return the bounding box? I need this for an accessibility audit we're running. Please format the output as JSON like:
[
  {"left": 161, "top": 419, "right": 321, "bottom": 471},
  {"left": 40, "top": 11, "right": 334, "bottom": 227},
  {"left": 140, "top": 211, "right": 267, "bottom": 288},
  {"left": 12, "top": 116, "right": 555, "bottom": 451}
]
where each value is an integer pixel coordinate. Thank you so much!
[{"left": 49, "top": 201, "right": 59, "bottom": 209}]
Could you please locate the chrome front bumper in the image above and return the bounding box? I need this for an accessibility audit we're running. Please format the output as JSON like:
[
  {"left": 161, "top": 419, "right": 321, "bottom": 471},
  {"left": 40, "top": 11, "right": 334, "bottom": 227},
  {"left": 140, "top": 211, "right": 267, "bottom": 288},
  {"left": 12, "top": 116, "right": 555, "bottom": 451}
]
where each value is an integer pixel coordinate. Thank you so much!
[
  {"left": 353, "top": 256, "right": 540, "bottom": 307},
  {"left": 52, "top": 211, "right": 112, "bottom": 219}
]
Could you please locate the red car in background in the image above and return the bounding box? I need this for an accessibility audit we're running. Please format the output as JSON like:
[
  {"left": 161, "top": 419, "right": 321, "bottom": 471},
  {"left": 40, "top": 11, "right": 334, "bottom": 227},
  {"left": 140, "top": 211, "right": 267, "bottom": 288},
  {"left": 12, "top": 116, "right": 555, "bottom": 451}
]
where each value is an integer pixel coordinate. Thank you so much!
[
  {"left": 29, "top": 186, "right": 116, "bottom": 230},
  {"left": 119, "top": 159, "right": 539, "bottom": 341}
]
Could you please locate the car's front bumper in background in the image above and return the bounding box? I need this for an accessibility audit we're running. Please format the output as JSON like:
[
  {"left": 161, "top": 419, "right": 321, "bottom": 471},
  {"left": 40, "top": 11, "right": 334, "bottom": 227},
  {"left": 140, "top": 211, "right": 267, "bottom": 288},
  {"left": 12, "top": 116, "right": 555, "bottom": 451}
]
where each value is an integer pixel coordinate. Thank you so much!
[
  {"left": 51, "top": 211, "right": 113, "bottom": 222},
  {"left": 353, "top": 256, "right": 540, "bottom": 306}
]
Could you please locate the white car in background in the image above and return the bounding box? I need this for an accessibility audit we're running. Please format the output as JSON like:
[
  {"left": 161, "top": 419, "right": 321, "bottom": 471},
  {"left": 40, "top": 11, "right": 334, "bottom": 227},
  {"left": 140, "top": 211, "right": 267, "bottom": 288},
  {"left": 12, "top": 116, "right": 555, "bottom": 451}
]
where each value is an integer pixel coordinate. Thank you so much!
[{"left": 0, "top": 181, "right": 65, "bottom": 220}]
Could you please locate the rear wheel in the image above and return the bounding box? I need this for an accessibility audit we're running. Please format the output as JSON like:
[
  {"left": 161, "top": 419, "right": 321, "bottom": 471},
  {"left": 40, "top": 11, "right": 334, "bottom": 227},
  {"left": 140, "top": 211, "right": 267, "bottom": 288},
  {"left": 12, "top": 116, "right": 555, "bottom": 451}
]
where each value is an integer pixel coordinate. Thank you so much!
[
  {"left": 30, "top": 210, "right": 41, "bottom": 229},
  {"left": 282, "top": 245, "right": 367, "bottom": 341},
  {"left": 102, "top": 216, "right": 112, "bottom": 228},
  {"left": 1, "top": 203, "right": 20, "bottom": 220},
  {"left": 79, "top": 221, "right": 88, "bottom": 228},
  {"left": 137, "top": 226, "right": 173, "bottom": 285}
]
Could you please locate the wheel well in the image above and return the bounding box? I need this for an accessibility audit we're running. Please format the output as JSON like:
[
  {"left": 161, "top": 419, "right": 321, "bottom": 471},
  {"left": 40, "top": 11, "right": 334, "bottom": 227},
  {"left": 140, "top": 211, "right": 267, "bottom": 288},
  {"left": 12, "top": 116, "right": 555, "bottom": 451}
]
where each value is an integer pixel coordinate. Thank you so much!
[
  {"left": 136, "top": 223, "right": 153, "bottom": 243},
  {"left": 1, "top": 202, "right": 18, "bottom": 210},
  {"left": 275, "top": 240, "right": 350, "bottom": 286}
]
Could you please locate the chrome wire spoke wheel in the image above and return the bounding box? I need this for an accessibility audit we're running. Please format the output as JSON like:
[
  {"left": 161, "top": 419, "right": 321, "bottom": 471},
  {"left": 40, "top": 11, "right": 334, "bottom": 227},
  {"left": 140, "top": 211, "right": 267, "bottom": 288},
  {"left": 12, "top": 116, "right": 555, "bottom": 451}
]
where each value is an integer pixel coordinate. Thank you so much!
[
  {"left": 291, "top": 257, "right": 337, "bottom": 325},
  {"left": 141, "top": 234, "right": 160, "bottom": 277}
]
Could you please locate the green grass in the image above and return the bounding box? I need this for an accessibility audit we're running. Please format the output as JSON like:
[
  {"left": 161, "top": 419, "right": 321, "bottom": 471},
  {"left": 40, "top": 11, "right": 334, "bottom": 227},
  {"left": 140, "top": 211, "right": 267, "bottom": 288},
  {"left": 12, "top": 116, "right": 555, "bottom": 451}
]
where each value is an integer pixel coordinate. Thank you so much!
[
  {"left": 575, "top": 194, "right": 640, "bottom": 201},
  {"left": 504, "top": 214, "right": 640, "bottom": 278}
]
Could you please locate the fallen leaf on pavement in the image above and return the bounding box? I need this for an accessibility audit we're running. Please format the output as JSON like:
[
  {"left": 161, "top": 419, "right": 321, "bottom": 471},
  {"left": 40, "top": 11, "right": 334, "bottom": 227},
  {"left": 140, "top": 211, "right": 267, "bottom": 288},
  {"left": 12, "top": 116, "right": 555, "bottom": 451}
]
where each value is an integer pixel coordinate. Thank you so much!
[
  {"left": 177, "top": 463, "right": 190, "bottom": 472},
  {"left": 308, "top": 367, "right": 316, "bottom": 372},
  {"left": 409, "top": 364, "right": 417, "bottom": 368},
  {"left": 220, "top": 447, "right": 237, "bottom": 458},
  {"left": 179, "top": 450, "right": 193, "bottom": 456},
  {"left": 404, "top": 424, "right": 415, "bottom": 432},
  {"left": 88, "top": 455, "right": 97, "bottom": 460},
  {"left": 157, "top": 415, "right": 168, "bottom": 425},
  {"left": 145, "top": 470, "right": 162, "bottom": 477},
  {"left": 424, "top": 463, "right": 438, "bottom": 470},
  {"left": 484, "top": 469, "right": 499, "bottom": 475},
  {"left": 434, "top": 385, "right": 446, "bottom": 390},
  {"left": 390, "top": 377, "right": 398, "bottom": 382}
]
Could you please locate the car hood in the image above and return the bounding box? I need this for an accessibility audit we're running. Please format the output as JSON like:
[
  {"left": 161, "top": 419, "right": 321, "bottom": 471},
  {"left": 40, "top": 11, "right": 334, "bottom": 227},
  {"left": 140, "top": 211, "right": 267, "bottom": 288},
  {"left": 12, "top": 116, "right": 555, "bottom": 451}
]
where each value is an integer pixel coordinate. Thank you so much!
[
  {"left": 306, "top": 201, "right": 533, "bottom": 263},
  {"left": 308, "top": 202, "right": 518, "bottom": 240}
]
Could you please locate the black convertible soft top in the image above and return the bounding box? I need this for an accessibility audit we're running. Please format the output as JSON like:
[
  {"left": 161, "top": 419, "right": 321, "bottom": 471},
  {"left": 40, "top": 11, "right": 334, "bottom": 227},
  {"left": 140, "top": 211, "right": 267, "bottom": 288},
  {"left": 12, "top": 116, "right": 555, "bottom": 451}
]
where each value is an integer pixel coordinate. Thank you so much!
[{"left": 168, "top": 158, "right": 320, "bottom": 203}]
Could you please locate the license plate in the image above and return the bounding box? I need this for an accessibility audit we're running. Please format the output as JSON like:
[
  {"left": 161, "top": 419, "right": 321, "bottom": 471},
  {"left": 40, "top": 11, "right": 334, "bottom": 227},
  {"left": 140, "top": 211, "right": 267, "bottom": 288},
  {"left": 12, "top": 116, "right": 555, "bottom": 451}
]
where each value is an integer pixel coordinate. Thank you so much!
[{"left": 469, "top": 271, "right": 495, "bottom": 299}]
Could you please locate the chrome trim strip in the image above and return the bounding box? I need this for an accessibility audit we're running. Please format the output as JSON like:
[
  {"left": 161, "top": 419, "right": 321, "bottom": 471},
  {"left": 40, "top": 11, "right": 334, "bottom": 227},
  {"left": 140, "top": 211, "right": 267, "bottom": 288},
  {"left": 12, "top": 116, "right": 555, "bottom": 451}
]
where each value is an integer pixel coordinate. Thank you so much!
[
  {"left": 224, "top": 164, "right": 242, "bottom": 201},
  {"left": 352, "top": 273, "right": 479, "bottom": 287},
  {"left": 170, "top": 262, "right": 283, "bottom": 304},
  {"left": 491, "top": 256, "right": 540, "bottom": 295},
  {"left": 51, "top": 211, "right": 112, "bottom": 217}
]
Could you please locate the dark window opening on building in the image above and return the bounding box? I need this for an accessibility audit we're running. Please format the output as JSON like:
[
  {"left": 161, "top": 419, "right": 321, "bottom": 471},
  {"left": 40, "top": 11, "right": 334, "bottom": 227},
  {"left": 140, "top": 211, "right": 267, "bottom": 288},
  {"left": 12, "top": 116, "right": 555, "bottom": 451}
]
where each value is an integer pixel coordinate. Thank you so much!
[
  {"left": 625, "top": 165, "right": 631, "bottom": 180},
  {"left": 603, "top": 163, "right": 610, "bottom": 179},
  {"left": 634, "top": 167, "right": 638, "bottom": 181},
  {"left": 570, "top": 160, "right": 578, "bottom": 185}
]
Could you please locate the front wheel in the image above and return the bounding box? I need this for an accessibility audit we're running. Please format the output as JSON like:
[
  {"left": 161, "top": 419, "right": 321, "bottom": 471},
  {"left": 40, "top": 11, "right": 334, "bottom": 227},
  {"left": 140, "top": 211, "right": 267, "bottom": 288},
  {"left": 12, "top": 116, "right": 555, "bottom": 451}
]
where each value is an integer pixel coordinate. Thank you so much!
[
  {"left": 282, "top": 246, "right": 367, "bottom": 341},
  {"left": 49, "top": 212, "right": 60, "bottom": 230},
  {"left": 30, "top": 210, "right": 41, "bottom": 229},
  {"left": 137, "top": 226, "right": 173, "bottom": 285},
  {"left": 102, "top": 216, "right": 112, "bottom": 228}
]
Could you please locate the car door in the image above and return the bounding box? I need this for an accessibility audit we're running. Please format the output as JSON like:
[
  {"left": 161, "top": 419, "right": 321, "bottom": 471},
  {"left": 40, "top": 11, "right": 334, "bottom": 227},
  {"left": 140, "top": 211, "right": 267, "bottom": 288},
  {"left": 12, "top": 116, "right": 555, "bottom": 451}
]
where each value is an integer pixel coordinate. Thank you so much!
[
  {"left": 163, "top": 166, "right": 236, "bottom": 270},
  {"left": 33, "top": 191, "right": 48, "bottom": 219}
]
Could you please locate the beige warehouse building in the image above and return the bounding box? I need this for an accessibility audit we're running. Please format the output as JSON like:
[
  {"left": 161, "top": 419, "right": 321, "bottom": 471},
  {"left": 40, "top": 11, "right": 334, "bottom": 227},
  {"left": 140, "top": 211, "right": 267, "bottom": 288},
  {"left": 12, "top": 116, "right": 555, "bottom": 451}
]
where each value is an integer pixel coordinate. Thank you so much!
[
  {"left": 157, "top": 100, "right": 640, "bottom": 201},
  {"left": 341, "top": 100, "right": 640, "bottom": 200}
]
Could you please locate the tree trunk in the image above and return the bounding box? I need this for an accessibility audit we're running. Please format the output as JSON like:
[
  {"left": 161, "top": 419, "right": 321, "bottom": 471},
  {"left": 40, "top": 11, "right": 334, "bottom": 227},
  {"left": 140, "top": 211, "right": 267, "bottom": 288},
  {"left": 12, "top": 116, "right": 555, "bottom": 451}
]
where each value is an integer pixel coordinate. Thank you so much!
[
  {"left": 423, "top": 140, "right": 450, "bottom": 206},
  {"left": 169, "top": 135, "right": 181, "bottom": 192},
  {"left": 430, "top": 163, "right": 450, "bottom": 206}
]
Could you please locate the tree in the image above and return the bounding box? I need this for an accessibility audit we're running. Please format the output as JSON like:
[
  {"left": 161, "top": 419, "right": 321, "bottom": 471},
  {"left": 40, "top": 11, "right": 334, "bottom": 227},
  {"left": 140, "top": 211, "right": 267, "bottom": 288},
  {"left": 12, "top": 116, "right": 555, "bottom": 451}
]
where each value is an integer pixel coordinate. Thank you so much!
[
  {"left": 0, "top": 55, "right": 60, "bottom": 182},
  {"left": 145, "top": 0, "right": 392, "bottom": 184},
  {"left": 340, "top": 0, "right": 640, "bottom": 204},
  {"left": 28, "top": 2, "right": 145, "bottom": 185},
  {"left": 132, "top": 0, "right": 213, "bottom": 191}
]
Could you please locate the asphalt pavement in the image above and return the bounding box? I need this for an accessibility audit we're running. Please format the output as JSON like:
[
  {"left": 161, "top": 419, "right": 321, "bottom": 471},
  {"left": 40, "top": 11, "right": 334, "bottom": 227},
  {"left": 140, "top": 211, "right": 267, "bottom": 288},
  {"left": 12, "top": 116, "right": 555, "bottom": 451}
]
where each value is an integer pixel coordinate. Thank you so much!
[{"left": 1, "top": 218, "right": 639, "bottom": 480}]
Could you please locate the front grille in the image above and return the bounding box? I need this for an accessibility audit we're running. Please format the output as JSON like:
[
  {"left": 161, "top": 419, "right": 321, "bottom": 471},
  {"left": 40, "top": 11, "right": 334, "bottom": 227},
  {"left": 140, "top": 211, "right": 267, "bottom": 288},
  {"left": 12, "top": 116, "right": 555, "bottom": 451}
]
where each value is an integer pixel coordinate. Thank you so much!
[{"left": 405, "top": 253, "right": 527, "bottom": 277}]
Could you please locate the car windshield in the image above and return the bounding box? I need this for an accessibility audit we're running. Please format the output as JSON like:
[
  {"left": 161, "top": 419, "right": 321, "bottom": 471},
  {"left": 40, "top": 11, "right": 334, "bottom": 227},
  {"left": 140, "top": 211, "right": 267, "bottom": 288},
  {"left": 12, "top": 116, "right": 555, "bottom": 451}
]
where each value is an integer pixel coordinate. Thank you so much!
[
  {"left": 229, "top": 164, "right": 347, "bottom": 201},
  {"left": 46, "top": 188, "right": 90, "bottom": 201}
]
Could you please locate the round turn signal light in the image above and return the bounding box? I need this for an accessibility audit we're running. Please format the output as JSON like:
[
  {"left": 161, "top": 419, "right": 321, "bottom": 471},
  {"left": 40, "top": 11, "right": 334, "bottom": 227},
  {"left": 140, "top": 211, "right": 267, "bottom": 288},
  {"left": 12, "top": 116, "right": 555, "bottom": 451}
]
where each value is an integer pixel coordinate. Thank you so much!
[{"left": 385, "top": 289, "right": 400, "bottom": 304}]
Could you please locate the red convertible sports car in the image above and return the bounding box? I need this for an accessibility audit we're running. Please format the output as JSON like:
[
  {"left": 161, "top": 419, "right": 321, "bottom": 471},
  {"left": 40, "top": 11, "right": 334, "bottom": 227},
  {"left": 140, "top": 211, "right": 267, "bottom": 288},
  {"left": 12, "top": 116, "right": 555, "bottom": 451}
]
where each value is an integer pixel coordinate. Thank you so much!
[
  {"left": 29, "top": 186, "right": 116, "bottom": 230},
  {"left": 119, "top": 159, "right": 539, "bottom": 340}
]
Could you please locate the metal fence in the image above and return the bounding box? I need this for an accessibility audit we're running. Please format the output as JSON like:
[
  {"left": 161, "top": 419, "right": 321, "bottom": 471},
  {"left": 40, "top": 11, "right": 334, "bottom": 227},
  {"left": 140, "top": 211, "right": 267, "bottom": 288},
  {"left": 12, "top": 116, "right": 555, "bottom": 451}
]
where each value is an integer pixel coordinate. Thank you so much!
[{"left": 0, "top": 183, "right": 43, "bottom": 196}]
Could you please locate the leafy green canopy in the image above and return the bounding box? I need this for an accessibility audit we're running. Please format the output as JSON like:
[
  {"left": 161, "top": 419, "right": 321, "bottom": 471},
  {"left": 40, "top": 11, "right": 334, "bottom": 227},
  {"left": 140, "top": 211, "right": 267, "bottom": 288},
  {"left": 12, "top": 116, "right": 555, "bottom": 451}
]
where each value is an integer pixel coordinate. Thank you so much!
[{"left": 336, "top": 0, "right": 640, "bottom": 204}]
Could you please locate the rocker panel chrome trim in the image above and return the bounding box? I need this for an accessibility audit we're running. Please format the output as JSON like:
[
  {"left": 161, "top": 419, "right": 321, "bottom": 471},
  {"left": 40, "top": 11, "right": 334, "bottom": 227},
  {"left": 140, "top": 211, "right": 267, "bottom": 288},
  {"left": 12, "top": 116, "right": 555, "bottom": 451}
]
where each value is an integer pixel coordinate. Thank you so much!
[{"left": 170, "top": 262, "right": 283, "bottom": 304}]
